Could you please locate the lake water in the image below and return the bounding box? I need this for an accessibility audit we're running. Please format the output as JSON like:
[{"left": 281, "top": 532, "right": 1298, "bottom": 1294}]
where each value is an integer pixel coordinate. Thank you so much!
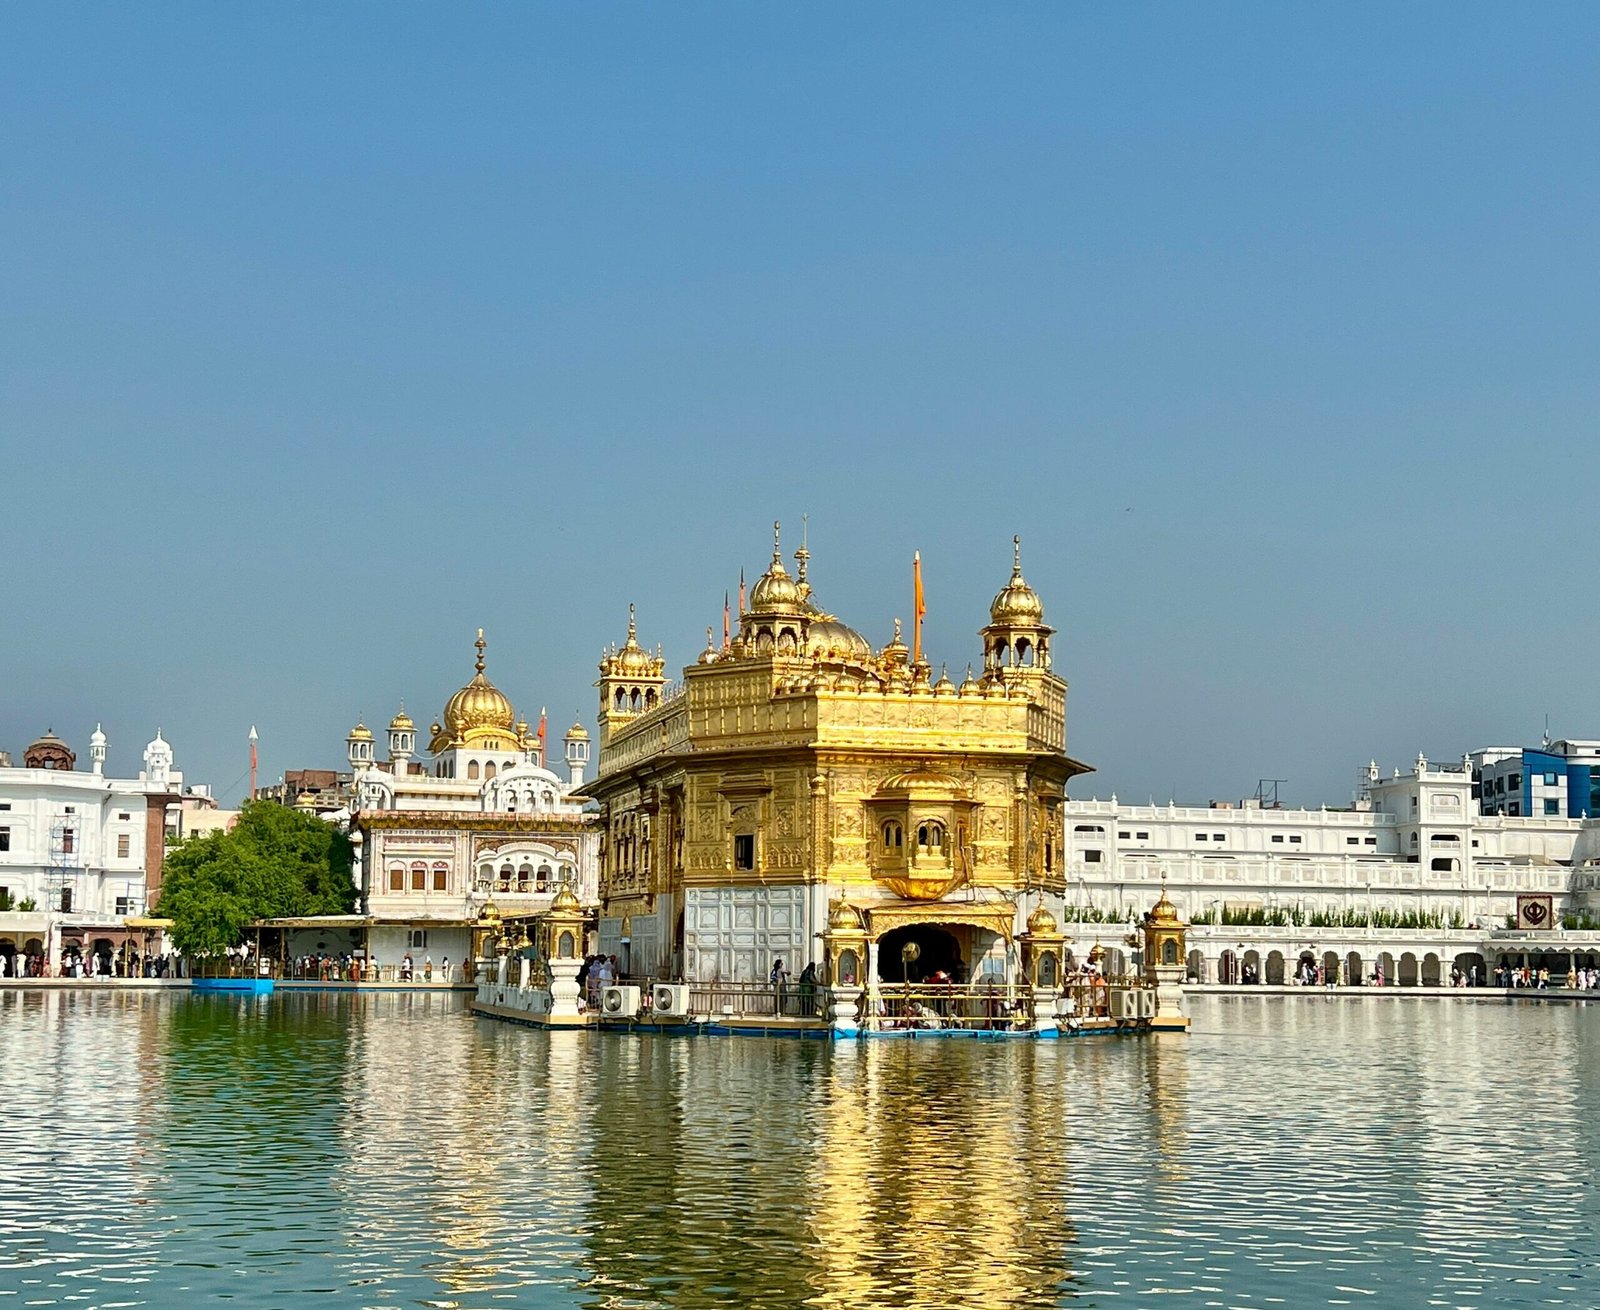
[{"left": 1, "top": 990, "right": 1595, "bottom": 1309}]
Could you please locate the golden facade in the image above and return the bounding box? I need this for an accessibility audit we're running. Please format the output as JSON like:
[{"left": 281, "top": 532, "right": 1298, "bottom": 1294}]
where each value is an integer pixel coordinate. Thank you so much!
[{"left": 590, "top": 527, "right": 1090, "bottom": 984}]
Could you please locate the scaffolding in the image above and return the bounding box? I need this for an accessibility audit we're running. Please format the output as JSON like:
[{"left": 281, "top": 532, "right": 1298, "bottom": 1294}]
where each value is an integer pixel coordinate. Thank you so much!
[{"left": 44, "top": 812, "right": 84, "bottom": 914}]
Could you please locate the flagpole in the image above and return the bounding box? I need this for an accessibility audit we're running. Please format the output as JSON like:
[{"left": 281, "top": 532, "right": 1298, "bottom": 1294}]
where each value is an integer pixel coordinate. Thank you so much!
[{"left": 912, "top": 551, "right": 925, "bottom": 667}]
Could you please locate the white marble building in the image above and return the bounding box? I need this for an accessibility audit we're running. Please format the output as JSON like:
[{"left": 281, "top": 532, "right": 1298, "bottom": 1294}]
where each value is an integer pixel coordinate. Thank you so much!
[
  {"left": 0, "top": 727, "right": 189, "bottom": 973},
  {"left": 339, "top": 631, "right": 599, "bottom": 969},
  {"left": 1063, "top": 751, "right": 1600, "bottom": 985}
]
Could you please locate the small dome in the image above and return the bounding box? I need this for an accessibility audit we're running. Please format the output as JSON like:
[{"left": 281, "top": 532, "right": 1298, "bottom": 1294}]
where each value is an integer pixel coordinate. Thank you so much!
[
  {"left": 933, "top": 665, "right": 956, "bottom": 695},
  {"left": 876, "top": 767, "right": 965, "bottom": 797},
  {"left": 443, "top": 631, "right": 517, "bottom": 739},
  {"left": 1027, "top": 904, "right": 1058, "bottom": 935},
  {"left": 748, "top": 521, "right": 805, "bottom": 612},
  {"left": 989, "top": 536, "right": 1045, "bottom": 627},
  {"left": 478, "top": 900, "right": 503, "bottom": 925},
  {"left": 1148, "top": 888, "right": 1181, "bottom": 925},
  {"left": 564, "top": 721, "right": 589, "bottom": 741},
  {"left": 388, "top": 708, "right": 415, "bottom": 732},
  {"left": 828, "top": 900, "right": 865, "bottom": 932},
  {"left": 347, "top": 721, "right": 373, "bottom": 742},
  {"left": 549, "top": 883, "right": 582, "bottom": 914},
  {"left": 604, "top": 605, "right": 663, "bottom": 678},
  {"left": 89, "top": 724, "right": 107, "bottom": 747},
  {"left": 880, "top": 618, "right": 909, "bottom": 665}
]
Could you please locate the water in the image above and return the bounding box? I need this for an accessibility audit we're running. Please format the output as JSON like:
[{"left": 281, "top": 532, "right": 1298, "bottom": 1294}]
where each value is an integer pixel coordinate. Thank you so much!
[{"left": 1, "top": 990, "right": 1596, "bottom": 1309}]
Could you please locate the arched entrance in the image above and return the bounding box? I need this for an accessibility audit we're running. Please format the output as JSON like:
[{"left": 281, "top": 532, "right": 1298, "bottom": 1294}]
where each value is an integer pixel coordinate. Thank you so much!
[
  {"left": 1346, "top": 951, "right": 1363, "bottom": 986},
  {"left": 0, "top": 938, "right": 15, "bottom": 978},
  {"left": 877, "top": 924, "right": 964, "bottom": 983}
]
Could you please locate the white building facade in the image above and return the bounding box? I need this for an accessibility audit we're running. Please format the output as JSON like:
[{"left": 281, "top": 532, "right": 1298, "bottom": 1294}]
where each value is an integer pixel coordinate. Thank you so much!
[
  {"left": 0, "top": 727, "right": 188, "bottom": 975},
  {"left": 339, "top": 630, "right": 599, "bottom": 970},
  {"left": 1063, "top": 752, "right": 1600, "bottom": 986}
]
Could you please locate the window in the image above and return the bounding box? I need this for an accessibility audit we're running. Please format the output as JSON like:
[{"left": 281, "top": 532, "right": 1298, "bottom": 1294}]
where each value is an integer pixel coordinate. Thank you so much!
[
  {"left": 117, "top": 834, "right": 130, "bottom": 859},
  {"left": 1347, "top": 837, "right": 1359, "bottom": 846},
  {"left": 115, "top": 896, "right": 132, "bottom": 916},
  {"left": 1544, "top": 772, "right": 1559, "bottom": 786},
  {"left": 1545, "top": 799, "right": 1560, "bottom": 816},
  {"left": 467, "top": 761, "right": 480, "bottom": 780},
  {"left": 917, "top": 822, "right": 944, "bottom": 851},
  {"left": 1213, "top": 833, "right": 1225, "bottom": 842},
  {"left": 1073, "top": 824, "right": 1105, "bottom": 834},
  {"left": 734, "top": 834, "right": 755, "bottom": 871},
  {"left": 1364, "top": 837, "right": 1377, "bottom": 845},
  {"left": 0, "top": 828, "right": 9, "bottom": 852},
  {"left": 64, "top": 806, "right": 75, "bottom": 815},
  {"left": 0, "top": 803, "right": 9, "bottom": 810},
  {"left": 1084, "top": 849, "right": 1103, "bottom": 863},
  {"left": 1509, "top": 803, "right": 1521, "bottom": 816},
  {"left": 1118, "top": 832, "right": 1132, "bottom": 840},
  {"left": 882, "top": 821, "right": 903, "bottom": 851},
  {"left": 1137, "top": 831, "right": 1149, "bottom": 840},
  {"left": 1196, "top": 833, "right": 1208, "bottom": 842},
  {"left": 60, "top": 887, "right": 72, "bottom": 913},
  {"left": 389, "top": 866, "right": 404, "bottom": 891},
  {"left": 432, "top": 863, "right": 448, "bottom": 892},
  {"left": 1430, "top": 857, "right": 1454, "bottom": 872},
  {"left": 409, "top": 930, "right": 429, "bottom": 949},
  {"left": 1271, "top": 835, "right": 1284, "bottom": 844},
  {"left": 411, "top": 862, "right": 427, "bottom": 891},
  {"left": 117, "top": 811, "right": 130, "bottom": 821},
  {"left": 61, "top": 829, "right": 75, "bottom": 854},
  {"left": 1289, "top": 835, "right": 1302, "bottom": 844}
]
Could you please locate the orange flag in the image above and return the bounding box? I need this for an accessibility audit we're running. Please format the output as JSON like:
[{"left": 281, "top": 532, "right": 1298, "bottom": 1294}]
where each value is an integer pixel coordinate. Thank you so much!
[{"left": 912, "top": 551, "right": 926, "bottom": 665}]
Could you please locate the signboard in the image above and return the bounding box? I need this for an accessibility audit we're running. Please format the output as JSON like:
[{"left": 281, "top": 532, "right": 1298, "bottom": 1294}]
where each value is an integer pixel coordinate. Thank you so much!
[{"left": 1515, "top": 894, "right": 1555, "bottom": 931}]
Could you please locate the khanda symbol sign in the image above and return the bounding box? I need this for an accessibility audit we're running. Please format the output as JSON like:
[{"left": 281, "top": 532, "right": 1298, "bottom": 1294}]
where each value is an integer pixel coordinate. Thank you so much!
[{"left": 1523, "top": 899, "right": 1549, "bottom": 927}]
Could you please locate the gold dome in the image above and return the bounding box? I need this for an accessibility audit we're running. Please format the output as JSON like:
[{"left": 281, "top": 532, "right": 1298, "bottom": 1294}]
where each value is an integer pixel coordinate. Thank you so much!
[
  {"left": 565, "top": 721, "right": 589, "bottom": 741},
  {"left": 549, "top": 882, "right": 582, "bottom": 914},
  {"left": 1148, "top": 886, "right": 1181, "bottom": 925},
  {"left": 478, "top": 899, "right": 502, "bottom": 925},
  {"left": 441, "top": 630, "right": 516, "bottom": 745},
  {"left": 603, "top": 605, "right": 664, "bottom": 678},
  {"left": 748, "top": 522, "right": 804, "bottom": 612},
  {"left": 828, "top": 900, "right": 865, "bottom": 932},
  {"left": 880, "top": 617, "right": 909, "bottom": 665},
  {"left": 1027, "top": 904, "right": 1059, "bottom": 935},
  {"left": 347, "top": 720, "right": 373, "bottom": 742},
  {"left": 388, "top": 707, "right": 414, "bottom": 732},
  {"left": 989, "top": 535, "right": 1045, "bottom": 627}
]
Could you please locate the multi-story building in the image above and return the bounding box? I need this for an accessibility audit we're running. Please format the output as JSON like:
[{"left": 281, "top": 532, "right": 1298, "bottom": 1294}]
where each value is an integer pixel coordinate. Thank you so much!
[
  {"left": 0, "top": 726, "right": 190, "bottom": 974},
  {"left": 1063, "top": 752, "right": 1600, "bottom": 986},
  {"left": 587, "top": 527, "right": 1086, "bottom": 984},
  {"left": 1473, "top": 740, "right": 1600, "bottom": 819},
  {"left": 335, "top": 630, "right": 599, "bottom": 970}
]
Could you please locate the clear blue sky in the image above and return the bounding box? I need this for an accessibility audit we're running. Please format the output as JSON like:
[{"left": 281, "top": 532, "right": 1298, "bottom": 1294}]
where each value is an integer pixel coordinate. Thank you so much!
[{"left": 4, "top": 3, "right": 1597, "bottom": 808}]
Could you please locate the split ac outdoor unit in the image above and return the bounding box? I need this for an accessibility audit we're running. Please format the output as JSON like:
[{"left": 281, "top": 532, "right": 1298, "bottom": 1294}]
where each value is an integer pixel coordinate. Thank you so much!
[
  {"left": 652, "top": 983, "right": 692, "bottom": 1018},
  {"left": 1135, "top": 988, "right": 1159, "bottom": 1020},
  {"left": 600, "top": 985, "right": 641, "bottom": 1017},
  {"left": 1109, "top": 989, "right": 1140, "bottom": 1021}
]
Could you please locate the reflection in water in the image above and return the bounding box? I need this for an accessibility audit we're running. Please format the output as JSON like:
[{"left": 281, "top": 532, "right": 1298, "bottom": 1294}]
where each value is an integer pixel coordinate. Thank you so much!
[{"left": 1, "top": 991, "right": 1598, "bottom": 1308}]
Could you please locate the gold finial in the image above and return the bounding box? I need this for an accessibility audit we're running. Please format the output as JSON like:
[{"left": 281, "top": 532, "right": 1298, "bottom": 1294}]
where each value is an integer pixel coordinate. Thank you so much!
[
  {"left": 627, "top": 603, "right": 637, "bottom": 641},
  {"left": 772, "top": 519, "right": 783, "bottom": 562},
  {"left": 1013, "top": 534, "right": 1023, "bottom": 577},
  {"left": 893, "top": 617, "right": 902, "bottom": 641},
  {"left": 474, "top": 628, "right": 486, "bottom": 674}
]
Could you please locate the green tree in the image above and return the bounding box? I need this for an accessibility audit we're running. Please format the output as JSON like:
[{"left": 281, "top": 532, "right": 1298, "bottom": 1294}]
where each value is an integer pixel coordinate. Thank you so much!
[{"left": 156, "top": 801, "right": 356, "bottom": 957}]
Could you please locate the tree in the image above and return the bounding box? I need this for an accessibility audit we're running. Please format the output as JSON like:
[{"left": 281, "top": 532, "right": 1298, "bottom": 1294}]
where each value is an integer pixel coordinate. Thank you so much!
[{"left": 156, "top": 801, "right": 356, "bottom": 957}]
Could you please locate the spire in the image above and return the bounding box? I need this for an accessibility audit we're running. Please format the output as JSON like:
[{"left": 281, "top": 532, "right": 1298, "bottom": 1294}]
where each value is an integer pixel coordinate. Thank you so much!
[
  {"left": 772, "top": 519, "right": 782, "bottom": 565},
  {"left": 627, "top": 604, "right": 637, "bottom": 642},
  {"left": 1013, "top": 534, "right": 1023, "bottom": 578},
  {"left": 474, "top": 628, "right": 487, "bottom": 675}
]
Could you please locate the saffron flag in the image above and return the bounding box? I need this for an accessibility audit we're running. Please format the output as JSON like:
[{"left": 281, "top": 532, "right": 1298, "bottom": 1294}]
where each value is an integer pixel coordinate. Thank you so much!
[
  {"left": 723, "top": 591, "right": 731, "bottom": 647},
  {"left": 912, "top": 551, "right": 926, "bottom": 665}
]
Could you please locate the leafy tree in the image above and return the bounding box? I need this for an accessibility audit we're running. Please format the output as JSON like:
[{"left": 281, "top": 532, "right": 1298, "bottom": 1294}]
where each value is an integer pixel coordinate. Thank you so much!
[{"left": 156, "top": 801, "right": 355, "bottom": 957}]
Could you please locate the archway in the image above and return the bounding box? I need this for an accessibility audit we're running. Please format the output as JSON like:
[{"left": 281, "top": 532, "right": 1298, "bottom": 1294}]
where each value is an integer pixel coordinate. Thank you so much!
[
  {"left": 1422, "top": 953, "right": 1442, "bottom": 987},
  {"left": 876, "top": 924, "right": 964, "bottom": 983},
  {"left": 1346, "top": 951, "right": 1363, "bottom": 986},
  {"left": 1321, "top": 951, "right": 1339, "bottom": 985},
  {"left": 1187, "top": 948, "right": 1206, "bottom": 982},
  {"left": 1399, "top": 952, "right": 1419, "bottom": 987},
  {"left": 1297, "top": 950, "right": 1317, "bottom": 984},
  {"left": 1454, "top": 951, "right": 1485, "bottom": 986},
  {"left": 1219, "top": 949, "right": 1238, "bottom": 983},
  {"left": 1243, "top": 949, "right": 1262, "bottom": 983},
  {"left": 0, "top": 938, "right": 15, "bottom": 979},
  {"left": 1266, "top": 950, "right": 1286, "bottom": 986}
]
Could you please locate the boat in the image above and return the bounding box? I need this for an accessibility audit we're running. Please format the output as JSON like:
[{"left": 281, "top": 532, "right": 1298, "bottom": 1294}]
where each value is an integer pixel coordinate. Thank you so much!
[{"left": 193, "top": 976, "right": 275, "bottom": 996}]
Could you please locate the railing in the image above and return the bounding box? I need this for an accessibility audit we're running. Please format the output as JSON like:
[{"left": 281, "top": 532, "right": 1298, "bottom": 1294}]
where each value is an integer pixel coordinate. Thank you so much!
[
  {"left": 870, "top": 982, "right": 1033, "bottom": 1031},
  {"left": 687, "top": 980, "right": 824, "bottom": 1019}
]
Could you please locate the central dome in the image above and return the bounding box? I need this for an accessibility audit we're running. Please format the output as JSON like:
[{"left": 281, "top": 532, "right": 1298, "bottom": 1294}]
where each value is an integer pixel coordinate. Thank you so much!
[{"left": 442, "top": 630, "right": 516, "bottom": 741}]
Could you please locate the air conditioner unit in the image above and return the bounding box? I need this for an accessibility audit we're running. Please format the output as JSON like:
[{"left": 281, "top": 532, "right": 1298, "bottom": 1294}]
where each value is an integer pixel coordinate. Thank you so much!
[
  {"left": 600, "top": 985, "right": 641, "bottom": 1018},
  {"left": 1109, "top": 989, "right": 1140, "bottom": 1021},
  {"left": 1136, "top": 987, "right": 1159, "bottom": 1020},
  {"left": 652, "top": 983, "right": 692, "bottom": 1018}
]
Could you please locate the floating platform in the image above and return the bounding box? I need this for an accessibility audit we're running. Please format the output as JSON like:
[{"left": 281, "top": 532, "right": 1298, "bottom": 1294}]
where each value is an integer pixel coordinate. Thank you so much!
[{"left": 193, "top": 977, "right": 276, "bottom": 996}]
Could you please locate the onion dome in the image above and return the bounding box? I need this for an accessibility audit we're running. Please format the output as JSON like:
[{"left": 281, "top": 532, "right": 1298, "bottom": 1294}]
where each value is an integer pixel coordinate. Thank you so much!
[
  {"left": 748, "top": 522, "right": 804, "bottom": 612},
  {"left": 699, "top": 627, "right": 719, "bottom": 664},
  {"left": 89, "top": 724, "right": 107, "bottom": 748},
  {"left": 565, "top": 721, "right": 589, "bottom": 742},
  {"left": 23, "top": 730, "right": 76, "bottom": 771},
  {"left": 933, "top": 664, "right": 956, "bottom": 695},
  {"left": 388, "top": 707, "right": 415, "bottom": 732},
  {"left": 880, "top": 617, "right": 909, "bottom": 667},
  {"left": 478, "top": 900, "right": 503, "bottom": 926},
  {"left": 602, "top": 605, "right": 664, "bottom": 678},
  {"left": 990, "top": 535, "right": 1045, "bottom": 627},
  {"left": 443, "top": 630, "right": 516, "bottom": 738},
  {"left": 1148, "top": 886, "right": 1181, "bottom": 925},
  {"left": 1027, "top": 904, "right": 1059, "bottom": 935},
  {"left": 347, "top": 720, "right": 373, "bottom": 742},
  {"left": 828, "top": 900, "right": 865, "bottom": 932},
  {"left": 550, "top": 882, "right": 582, "bottom": 913},
  {"left": 959, "top": 664, "right": 980, "bottom": 695}
]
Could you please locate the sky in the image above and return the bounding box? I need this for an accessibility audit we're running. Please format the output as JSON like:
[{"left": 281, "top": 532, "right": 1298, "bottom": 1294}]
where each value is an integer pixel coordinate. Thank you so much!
[{"left": 3, "top": 3, "right": 1598, "bottom": 809}]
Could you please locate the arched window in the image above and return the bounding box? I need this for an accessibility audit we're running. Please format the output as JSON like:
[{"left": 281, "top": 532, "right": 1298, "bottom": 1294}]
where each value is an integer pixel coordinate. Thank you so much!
[
  {"left": 432, "top": 863, "right": 448, "bottom": 892},
  {"left": 517, "top": 863, "right": 533, "bottom": 892},
  {"left": 1016, "top": 637, "right": 1032, "bottom": 666},
  {"left": 505, "top": 793, "right": 516, "bottom": 812},
  {"left": 614, "top": 688, "right": 625, "bottom": 710},
  {"left": 630, "top": 688, "right": 642, "bottom": 711},
  {"left": 484, "top": 761, "right": 497, "bottom": 780},
  {"left": 388, "top": 865, "right": 404, "bottom": 892},
  {"left": 498, "top": 863, "right": 513, "bottom": 892},
  {"left": 410, "top": 862, "right": 427, "bottom": 891},
  {"left": 477, "top": 863, "right": 493, "bottom": 890},
  {"left": 882, "top": 821, "right": 903, "bottom": 852},
  {"left": 1162, "top": 939, "right": 1178, "bottom": 965},
  {"left": 467, "top": 760, "right": 480, "bottom": 780},
  {"left": 645, "top": 689, "right": 658, "bottom": 709},
  {"left": 538, "top": 863, "right": 553, "bottom": 890},
  {"left": 917, "top": 822, "right": 944, "bottom": 851}
]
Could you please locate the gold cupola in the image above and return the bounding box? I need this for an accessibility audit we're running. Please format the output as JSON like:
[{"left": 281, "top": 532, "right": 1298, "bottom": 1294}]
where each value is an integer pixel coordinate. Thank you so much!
[
  {"left": 748, "top": 522, "right": 804, "bottom": 613},
  {"left": 431, "top": 629, "right": 517, "bottom": 753},
  {"left": 981, "top": 536, "right": 1054, "bottom": 677},
  {"left": 989, "top": 535, "right": 1045, "bottom": 627}
]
